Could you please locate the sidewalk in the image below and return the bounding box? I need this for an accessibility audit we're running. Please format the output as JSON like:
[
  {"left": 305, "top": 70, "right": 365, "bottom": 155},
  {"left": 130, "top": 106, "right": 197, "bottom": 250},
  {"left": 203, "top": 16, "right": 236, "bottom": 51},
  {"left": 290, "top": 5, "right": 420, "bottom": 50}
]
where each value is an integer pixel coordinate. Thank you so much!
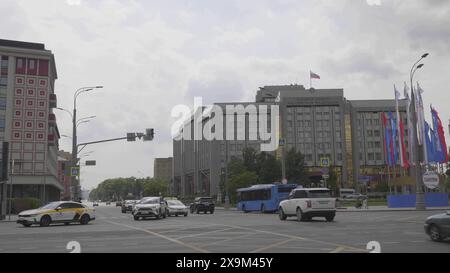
[
  {"left": 215, "top": 206, "right": 450, "bottom": 213},
  {"left": 336, "top": 206, "right": 450, "bottom": 212},
  {"left": 0, "top": 215, "right": 18, "bottom": 223}
]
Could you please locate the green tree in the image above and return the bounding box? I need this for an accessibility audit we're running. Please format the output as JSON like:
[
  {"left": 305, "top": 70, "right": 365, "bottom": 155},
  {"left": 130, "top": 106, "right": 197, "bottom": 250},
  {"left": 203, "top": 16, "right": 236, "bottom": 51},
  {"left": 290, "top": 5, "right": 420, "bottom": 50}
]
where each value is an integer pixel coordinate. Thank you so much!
[
  {"left": 242, "top": 147, "right": 258, "bottom": 173},
  {"left": 285, "top": 148, "right": 308, "bottom": 185},
  {"left": 229, "top": 171, "right": 258, "bottom": 204},
  {"left": 143, "top": 178, "right": 169, "bottom": 197},
  {"left": 256, "top": 152, "right": 281, "bottom": 183}
]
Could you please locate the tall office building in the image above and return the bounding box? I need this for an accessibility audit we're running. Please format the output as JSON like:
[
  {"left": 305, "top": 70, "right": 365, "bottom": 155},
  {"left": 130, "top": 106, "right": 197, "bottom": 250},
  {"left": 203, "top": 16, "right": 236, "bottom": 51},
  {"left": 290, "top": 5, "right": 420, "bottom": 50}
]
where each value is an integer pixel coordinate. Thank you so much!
[
  {"left": 153, "top": 157, "right": 173, "bottom": 183},
  {"left": 0, "top": 39, "right": 61, "bottom": 219},
  {"left": 173, "top": 84, "right": 408, "bottom": 198}
]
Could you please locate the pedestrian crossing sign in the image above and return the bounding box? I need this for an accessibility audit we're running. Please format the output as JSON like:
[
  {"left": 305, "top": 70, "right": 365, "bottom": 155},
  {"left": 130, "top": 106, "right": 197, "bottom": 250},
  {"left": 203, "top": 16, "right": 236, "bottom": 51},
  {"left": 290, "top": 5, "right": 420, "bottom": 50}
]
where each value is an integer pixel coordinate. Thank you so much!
[{"left": 320, "top": 158, "right": 330, "bottom": 167}]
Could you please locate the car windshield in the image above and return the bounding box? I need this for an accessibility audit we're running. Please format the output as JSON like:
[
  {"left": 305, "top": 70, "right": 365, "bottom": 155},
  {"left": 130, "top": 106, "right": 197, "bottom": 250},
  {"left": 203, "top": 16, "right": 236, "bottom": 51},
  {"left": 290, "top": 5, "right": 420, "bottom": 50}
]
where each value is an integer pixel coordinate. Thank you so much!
[
  {"left": 168, "top": 200, "right": 183, "bottom": 206},
  {"left": 39, "top": 202, "right": 61, "bottom": 210},
  {"left": 200, "top": 198, "right": 213, "bottom": 202},
  {"left": 142, "top": 198, "right": 159, "bottom": 204},
  {"left": 307, "top": 190, "right": 331, "bottom": 198}
]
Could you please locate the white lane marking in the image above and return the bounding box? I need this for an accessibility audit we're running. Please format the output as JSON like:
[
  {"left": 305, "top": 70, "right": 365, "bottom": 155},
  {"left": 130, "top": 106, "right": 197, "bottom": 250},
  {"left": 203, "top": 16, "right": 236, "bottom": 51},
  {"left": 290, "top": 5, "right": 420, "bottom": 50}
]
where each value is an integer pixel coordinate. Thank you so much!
[
  {"left": 176, "top": 218, "right": 367, "bottom": 253},
  {"left": 102, "top": 219, "right": 209, "bottom": 253},
  {"left": 330, "top": 246, "right": 346, "bottom": 253},
  {"left": 174, "top": 227, "right": 235, "bottom": 240},
  {"left": 250, "top": 239, "right": 295, "bottom": 253}
]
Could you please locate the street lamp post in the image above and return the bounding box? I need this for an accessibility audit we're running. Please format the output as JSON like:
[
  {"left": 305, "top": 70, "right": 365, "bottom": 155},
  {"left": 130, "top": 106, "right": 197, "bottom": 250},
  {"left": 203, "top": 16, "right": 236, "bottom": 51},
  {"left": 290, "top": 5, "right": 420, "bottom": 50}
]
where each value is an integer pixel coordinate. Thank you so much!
[
  {"left": 410, "top": 53, "right": 428, "bottom": 211},
  {"left": 72, "top": 86, "right": 103, "bottom": 201}
]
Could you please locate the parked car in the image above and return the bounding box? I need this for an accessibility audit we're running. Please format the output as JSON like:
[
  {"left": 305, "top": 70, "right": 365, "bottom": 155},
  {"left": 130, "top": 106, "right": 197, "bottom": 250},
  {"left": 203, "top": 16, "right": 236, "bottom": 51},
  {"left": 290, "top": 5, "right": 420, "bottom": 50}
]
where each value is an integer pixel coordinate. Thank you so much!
[
  {"left": 121, "top": 200, "right": 138, "bottom": 213},
  {"left": 17, "top": 201, "right": 96, "bottom": 227},
  {"left": 93, "top": 201, "right": 99, "bottom": 207},
  {"left": 424, "top": 211, "right": 450, "bottom": 242},
  {"left": 278, "top": 188, "right": 336, "bottom": 222},
  {"left": 132, "top": 197, "right": 167, "bottom": 220},
  {"left": 106, "top": 201, "right": 111, "bottom": 205},
  {"left": 116, "top": 201, "right": 122, "bottom": 207},
  {"left": 166, "top": 199, "right": 189, "bottom": 217},
  {"left": 190, "top": 197, "right": 215, "bottom": 214},
  {"left": 344, "top": 193, "right": 367, "bottom": 200}
]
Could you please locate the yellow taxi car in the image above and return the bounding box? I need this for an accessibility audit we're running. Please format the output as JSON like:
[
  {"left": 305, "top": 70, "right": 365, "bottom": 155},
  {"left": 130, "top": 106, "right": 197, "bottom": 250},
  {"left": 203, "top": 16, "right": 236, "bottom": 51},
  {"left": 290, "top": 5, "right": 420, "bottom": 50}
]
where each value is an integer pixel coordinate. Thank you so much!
[{"left": 17, "top": 201, "right": 96, "bottom": 227}]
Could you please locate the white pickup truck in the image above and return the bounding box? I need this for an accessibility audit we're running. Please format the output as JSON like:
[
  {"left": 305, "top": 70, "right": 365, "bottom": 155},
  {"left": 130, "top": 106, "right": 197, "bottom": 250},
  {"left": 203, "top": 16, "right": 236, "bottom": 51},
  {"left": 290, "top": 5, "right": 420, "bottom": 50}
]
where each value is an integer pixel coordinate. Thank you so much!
[{"left": 279, "top": 188, "right": 336, "bottom": 222}]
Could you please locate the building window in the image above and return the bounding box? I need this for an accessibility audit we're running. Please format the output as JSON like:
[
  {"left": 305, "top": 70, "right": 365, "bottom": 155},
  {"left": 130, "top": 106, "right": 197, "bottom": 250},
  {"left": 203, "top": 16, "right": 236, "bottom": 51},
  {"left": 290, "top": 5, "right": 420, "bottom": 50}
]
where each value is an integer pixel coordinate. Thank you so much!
[
  {"left": 376, "top": 153, "right": 382, "bottom": 160},
  {"left": 27, "top": 59, "right": 38, "bottom": 75},
  {"left": 16, "top": 58, "right": 26, "bottom": 74},
  {"left": 38, "top": 60, "right": 49, "bottom": 76}
]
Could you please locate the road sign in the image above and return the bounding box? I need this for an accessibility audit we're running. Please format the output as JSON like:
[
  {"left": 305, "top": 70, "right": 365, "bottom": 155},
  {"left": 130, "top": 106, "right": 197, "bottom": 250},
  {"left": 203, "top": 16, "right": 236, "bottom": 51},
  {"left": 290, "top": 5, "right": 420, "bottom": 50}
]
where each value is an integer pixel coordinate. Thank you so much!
[
  {"left": 71, "top": 167, "right": 80, "bottom": 177},
  {"left": 85, "top": 160, "right": 97, "bottom": 166},
  {"left": 423, "top": 172, "right": 439, "bottom": 189},
  {"left": 320, "top": 158, "right": 330, "bottom": 167},
  {"left": 322, "top": 174, "right": 330, "bottom": 180}
]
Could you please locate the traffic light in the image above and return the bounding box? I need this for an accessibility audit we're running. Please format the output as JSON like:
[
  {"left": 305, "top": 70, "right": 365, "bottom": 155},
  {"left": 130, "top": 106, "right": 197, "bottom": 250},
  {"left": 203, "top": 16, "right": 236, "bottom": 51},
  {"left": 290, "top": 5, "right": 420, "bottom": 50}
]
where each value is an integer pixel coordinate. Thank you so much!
[
  {"left": 143, "top": 129, "right": 154, "bottom": 141},
  {"left": 127, "top": 133, "right": 137, "bottom": 142}
]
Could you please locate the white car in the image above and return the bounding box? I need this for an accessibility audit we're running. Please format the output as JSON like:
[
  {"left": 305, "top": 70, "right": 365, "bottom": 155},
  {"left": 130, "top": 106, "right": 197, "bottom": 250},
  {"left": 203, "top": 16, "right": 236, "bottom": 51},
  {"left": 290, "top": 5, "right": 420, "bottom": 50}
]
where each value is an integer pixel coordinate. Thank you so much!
[
  {"left": 132, "top": 197, "right": 167, "bottom": 221},
  {"left": 278, "top": 188, "right": 336, "bottom": 222},
  {"left": 17, "top": 201, "right": 96, "bottom": 227},
  {"left": 166, "top": 200, "right": 189, "bottom": 217}
]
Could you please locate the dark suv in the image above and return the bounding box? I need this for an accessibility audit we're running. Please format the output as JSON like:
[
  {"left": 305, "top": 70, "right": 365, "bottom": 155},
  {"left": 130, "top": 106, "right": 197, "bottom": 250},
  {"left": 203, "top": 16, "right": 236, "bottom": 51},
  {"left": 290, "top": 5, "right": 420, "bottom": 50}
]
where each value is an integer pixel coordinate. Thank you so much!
[{"left": 190, "top": 197, "right": 215, "bottom": 214}]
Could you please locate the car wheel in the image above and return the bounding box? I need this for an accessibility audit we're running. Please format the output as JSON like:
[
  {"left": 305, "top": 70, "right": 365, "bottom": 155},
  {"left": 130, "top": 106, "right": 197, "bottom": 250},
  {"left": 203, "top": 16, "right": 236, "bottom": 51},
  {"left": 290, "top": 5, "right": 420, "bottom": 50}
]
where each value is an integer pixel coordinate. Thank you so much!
[
  {"left": 22, "top": 223, "right": 32, "bottom": 228},
  {"left": 196, "top": 209, "right": 200, "bottom": 214},
  {"left": 80, "top": 214, "right": 90, "bottom": 225},
  {"left": 326, "top": 215, "right": 335, "bottom": 222},
  {"left": 242, "top": 205, "right": 248, "bottom": 213},
  {"left": 279, "top": 208, "right": 287, "bottom": 221},
  {"left": 40, "top": 215, "right": 51, "bottom": 227},
  {"left": 64, "top": 222, "right": 70, "bottom": 226},
  {"left": 134, "top": 215, "right": 140, "bottom": 221},
  {"left": 121, "top": 210, "right": 126, "bottom": 214},
  {"left": 296, "top": 208, "right": 304, "bottom": 222},
  {"left": 429, "top": 225, "right": 443, "bottom": 242},
  {"left": 184, "top": 213, "right": 188, "bottom": 217}
]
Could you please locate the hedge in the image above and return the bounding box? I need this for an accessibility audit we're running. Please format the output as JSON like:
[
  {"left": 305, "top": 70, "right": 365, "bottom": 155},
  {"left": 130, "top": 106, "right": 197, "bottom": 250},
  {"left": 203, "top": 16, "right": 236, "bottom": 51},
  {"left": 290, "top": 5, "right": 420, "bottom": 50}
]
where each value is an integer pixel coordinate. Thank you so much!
[{"left": 6, "top": 198, "right": 41, "bottom": 214}]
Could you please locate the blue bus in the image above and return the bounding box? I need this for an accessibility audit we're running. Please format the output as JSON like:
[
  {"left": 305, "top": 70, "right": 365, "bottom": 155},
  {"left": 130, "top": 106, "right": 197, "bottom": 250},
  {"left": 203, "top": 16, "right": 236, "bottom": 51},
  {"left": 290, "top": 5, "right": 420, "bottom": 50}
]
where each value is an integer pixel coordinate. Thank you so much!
[{"left": 237, "top": 183, "right": 299, "bottom": 213}]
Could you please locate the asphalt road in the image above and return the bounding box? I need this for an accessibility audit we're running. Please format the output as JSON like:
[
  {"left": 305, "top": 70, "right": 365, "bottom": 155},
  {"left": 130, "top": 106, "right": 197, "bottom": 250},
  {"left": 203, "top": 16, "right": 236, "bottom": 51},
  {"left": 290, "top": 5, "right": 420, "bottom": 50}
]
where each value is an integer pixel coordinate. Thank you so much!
[{"left": 0, "top": 204, "right": 449, "bottom": 253}]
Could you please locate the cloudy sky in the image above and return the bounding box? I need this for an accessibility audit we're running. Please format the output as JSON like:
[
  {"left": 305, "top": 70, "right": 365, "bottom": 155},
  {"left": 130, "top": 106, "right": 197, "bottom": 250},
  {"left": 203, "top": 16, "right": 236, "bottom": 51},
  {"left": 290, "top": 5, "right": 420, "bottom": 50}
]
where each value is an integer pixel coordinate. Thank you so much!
[{"left": 1, "top": 0, "right": 449, "bottom": 190}]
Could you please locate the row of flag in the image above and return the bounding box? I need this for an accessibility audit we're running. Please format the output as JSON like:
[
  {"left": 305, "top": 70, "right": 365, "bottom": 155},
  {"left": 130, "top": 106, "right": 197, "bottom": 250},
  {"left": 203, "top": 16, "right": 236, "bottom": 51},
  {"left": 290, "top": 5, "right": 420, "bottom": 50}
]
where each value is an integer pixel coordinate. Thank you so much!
[{"left": 383, "top": 82, "right": 449, "bottom": 169}]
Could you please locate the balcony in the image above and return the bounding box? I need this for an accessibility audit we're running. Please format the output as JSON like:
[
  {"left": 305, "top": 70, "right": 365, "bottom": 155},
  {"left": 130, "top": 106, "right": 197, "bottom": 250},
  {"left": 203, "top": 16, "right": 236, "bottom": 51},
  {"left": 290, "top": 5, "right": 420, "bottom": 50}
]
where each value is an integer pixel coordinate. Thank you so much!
[
  {"left": 49, "top": 94, "right": 57, "bottom": 108},
  {"left": 48, "top": 113, "right": 56, "bottom": 126}
]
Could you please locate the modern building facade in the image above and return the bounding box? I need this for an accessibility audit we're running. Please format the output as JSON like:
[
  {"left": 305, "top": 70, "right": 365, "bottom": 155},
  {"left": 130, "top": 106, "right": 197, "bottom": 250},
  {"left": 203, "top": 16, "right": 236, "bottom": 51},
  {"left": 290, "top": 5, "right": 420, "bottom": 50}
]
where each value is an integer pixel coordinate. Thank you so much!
[
  {"left": 172, "top": 85, "right": 409, "bottom": 199},
  {"left": 153, "top": 157, "right": 173, "bottom": 183},
  {"left": 0, "top": 39, "right": 62, "bottom": 219}
]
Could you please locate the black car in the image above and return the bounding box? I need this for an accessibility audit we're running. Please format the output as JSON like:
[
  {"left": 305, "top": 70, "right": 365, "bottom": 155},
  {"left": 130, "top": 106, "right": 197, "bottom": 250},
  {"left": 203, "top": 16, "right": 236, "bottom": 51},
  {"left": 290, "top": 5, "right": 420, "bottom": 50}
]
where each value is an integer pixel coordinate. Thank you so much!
[
  {"left": 424, "top": 211, "right": 450, "bottom": 242},
  {"left": 190, "top": 197, "right": 215, "bottom": 214}
]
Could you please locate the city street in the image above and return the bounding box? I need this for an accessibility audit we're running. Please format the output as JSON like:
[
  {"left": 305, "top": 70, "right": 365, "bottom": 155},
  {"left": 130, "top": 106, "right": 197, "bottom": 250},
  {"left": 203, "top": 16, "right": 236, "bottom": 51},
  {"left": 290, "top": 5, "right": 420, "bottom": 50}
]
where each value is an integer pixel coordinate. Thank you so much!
[{"left": 0, "top": 204, "right": 449, "bottom": 253}]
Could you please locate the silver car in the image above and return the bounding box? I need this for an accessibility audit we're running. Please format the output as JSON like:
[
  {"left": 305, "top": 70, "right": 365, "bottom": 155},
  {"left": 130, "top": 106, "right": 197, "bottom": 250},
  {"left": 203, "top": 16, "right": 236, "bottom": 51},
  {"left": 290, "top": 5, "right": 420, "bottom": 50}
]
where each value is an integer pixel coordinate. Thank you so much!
[{"left": 166, "top": 200, "right": 189, "bottom": 217}]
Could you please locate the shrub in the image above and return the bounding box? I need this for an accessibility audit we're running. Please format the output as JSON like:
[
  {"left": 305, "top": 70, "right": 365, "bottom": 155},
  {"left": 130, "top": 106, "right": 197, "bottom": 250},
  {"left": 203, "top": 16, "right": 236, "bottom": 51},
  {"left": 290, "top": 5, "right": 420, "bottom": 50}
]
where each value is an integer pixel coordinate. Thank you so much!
[{"left": 7, "top": 198, "right": 41, "bottom": 214}]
